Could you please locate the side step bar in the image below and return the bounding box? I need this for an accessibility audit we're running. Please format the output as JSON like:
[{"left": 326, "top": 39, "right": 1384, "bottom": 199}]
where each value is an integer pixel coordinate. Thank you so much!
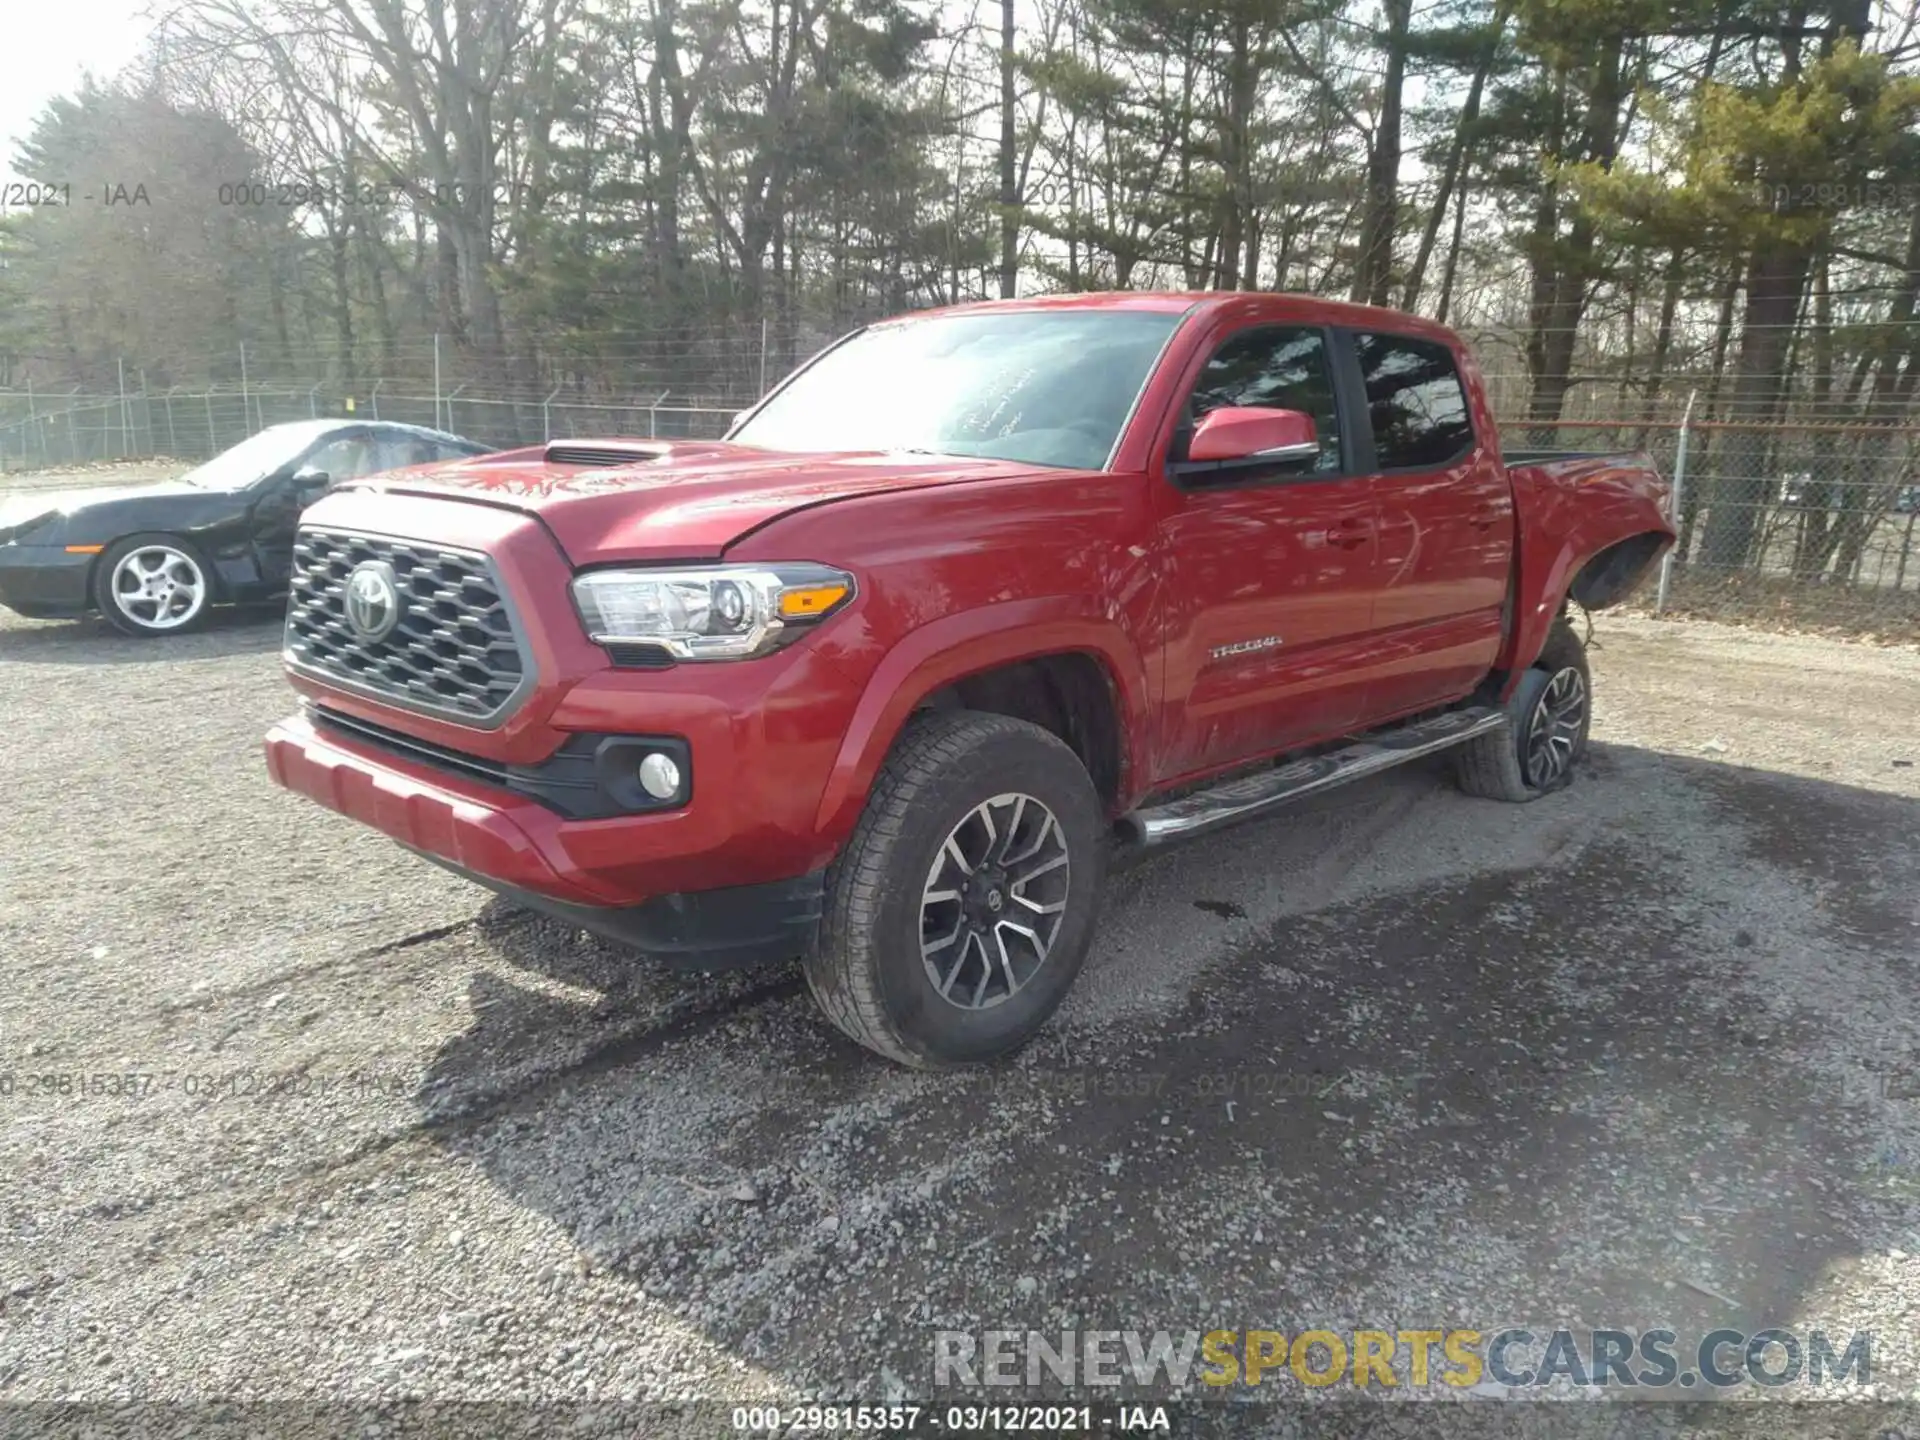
[{"left": 1121, "top": 706, "right": 1507, "bottom": 848}]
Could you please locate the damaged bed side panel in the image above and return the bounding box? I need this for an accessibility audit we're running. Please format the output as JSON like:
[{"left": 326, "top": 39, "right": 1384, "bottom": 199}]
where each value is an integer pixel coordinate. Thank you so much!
[{"left": 1495, "top": 452, "right": 1676, "bottom": 688}]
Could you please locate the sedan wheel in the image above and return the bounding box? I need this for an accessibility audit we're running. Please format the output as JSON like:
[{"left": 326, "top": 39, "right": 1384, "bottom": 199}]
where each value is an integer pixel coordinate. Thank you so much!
[{"left": 93, "top": 536, "right": 215, "bottom": 637}]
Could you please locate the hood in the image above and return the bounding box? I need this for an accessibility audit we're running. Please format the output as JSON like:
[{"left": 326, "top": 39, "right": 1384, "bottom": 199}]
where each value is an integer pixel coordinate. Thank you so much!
[
  {"left": 0, "top": 479, "right": 199, "bottom": 540},
  {"left": 344, "top": 439, "right": 1056, "bottom": 562}
]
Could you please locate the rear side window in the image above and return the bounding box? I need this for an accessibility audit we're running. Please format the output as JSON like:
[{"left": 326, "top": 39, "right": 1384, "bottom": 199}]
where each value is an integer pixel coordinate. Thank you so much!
[
  {"left": 1182, "top": 326, "right": 1343, "bottom": 474},
  {"left": 1354, "top": 333, "right": 1474, "bottom": 470}
]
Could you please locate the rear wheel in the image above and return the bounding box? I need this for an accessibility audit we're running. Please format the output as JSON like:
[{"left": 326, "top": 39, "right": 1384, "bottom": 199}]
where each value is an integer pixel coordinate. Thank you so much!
[
  {"left": 1454, "top": 620, "right": 1591, "bottom": 802},
  {"left": 92, "top": 534, "right": 215, "bottom": 638},
  {"left": 804, "top": 710, "right": 1106, "bottom": 1068}
]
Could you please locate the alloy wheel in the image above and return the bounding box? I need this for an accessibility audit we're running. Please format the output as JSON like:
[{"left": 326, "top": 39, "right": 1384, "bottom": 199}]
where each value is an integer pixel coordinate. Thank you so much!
[
  {"left": 110, "top": 545, "right": 208, "bottom": 632},
  {"left": 1523, "top": 665, "right": 1587, "bottom": 787},
  {"left": 920, "top": 792, "right": 1071, "bottom": 1010}
]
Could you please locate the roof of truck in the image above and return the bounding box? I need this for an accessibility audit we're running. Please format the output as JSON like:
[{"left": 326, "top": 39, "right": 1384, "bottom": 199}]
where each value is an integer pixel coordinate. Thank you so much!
[{"left": 896, "top": 289, "right": 1465, "bottom": 342}]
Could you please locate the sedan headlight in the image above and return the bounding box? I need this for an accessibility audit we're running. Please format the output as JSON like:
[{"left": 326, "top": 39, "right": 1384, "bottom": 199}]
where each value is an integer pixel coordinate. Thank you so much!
[{"left": 571, "top": 562, "right": 856, "bottom": 661}]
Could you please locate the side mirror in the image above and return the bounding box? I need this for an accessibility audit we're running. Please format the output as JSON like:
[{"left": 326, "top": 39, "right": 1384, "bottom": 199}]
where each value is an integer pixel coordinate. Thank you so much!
[
  {"left": 1186, "top": 406, "right": 1320, "bottom": 466},
  {"left": 292, "top": 466, "right": 331, "bottom": 495}
]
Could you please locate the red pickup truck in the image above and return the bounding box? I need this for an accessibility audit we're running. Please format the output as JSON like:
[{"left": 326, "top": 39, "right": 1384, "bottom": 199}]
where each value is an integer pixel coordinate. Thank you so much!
[{"left": 263, "top": 292, "right": 1672, "bottom": 1068}]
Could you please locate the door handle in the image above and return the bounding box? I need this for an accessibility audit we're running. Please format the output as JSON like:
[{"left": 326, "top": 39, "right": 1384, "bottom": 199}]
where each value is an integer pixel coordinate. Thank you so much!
[
  {"left": 1470, "top": 503, "right": 1506, "bottom": 529},
  {"left": 1323, "top": 516, "right": 1374, "bottom": 548}
]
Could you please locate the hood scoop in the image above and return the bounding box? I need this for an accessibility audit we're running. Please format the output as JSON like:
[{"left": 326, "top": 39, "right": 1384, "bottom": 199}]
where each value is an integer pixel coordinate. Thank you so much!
[{"left": 543, "top": 439, "right": 671, "bottom": 468}]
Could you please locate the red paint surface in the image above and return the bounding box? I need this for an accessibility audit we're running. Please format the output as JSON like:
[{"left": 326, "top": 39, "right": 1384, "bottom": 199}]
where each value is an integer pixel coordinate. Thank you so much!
[{"left": 267, "top": 291, "right": 1673, "bottom": 910}]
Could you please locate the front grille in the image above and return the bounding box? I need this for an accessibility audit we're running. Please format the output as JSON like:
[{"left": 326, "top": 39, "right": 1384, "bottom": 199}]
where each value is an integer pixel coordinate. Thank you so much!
[{"left": 285, "top": 529, "right": 532, "bottom": 726}]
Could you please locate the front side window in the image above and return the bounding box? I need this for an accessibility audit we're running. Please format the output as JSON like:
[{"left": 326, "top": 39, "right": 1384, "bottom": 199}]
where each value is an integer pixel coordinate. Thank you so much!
[
  {"left": 1179, "top": 326, "right": 1343, "bottom": 474},
  {"left": 178, "top": 423, "right": 336, "bottom": 490},
  {"left": 730, "top": 309, "right": 1185, "bottom": 471},
  {"left": 1354, "top": 333, "right": 1474, "bottom": 470},
  {"left": 302, "top": 432, "right": 379, "bottom": 484}
]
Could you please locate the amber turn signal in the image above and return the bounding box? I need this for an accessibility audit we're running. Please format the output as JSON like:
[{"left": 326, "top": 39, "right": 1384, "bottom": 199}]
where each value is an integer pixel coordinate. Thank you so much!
[{"left": 778, "top": 583, "right": 851, "bottom": 618}]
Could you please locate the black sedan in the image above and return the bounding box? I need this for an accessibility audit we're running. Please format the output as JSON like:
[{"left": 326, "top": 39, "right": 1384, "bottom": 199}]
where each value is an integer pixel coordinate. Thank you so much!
[{"left": 0, "top": 420, "right": 493, "bottom": 637}]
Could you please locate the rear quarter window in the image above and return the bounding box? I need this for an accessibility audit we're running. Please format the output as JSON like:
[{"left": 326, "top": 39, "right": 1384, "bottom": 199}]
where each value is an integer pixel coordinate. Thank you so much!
[{"left": 1354, "top": 333, "right": 1474, "bottom": 470}]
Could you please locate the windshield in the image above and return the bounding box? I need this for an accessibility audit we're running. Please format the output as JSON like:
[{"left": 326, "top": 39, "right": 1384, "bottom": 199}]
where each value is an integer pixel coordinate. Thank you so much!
[
  {"left": 731, "top": 308, "right": 1187, "bottom": 470},
  {"left": 180, "top": 426, "right": 325, "bottom": 490}
]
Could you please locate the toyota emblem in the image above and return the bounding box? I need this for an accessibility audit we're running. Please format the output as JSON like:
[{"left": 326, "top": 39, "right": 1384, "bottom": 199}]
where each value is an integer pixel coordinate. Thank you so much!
[{"left": 343, "top": 560, "right": 403, "bottom": 642}]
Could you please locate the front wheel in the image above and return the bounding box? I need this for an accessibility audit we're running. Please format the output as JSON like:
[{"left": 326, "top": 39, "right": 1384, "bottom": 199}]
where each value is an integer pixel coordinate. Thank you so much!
[
  {"left": 1454, "top": 620, "right": 1592, "bottom": 802},
  {"left": 92, "top": 534, "right": 216, "bottom": 637},
  {"left": 804, "top": 710, "right": 1107, "bottom": 1068}
]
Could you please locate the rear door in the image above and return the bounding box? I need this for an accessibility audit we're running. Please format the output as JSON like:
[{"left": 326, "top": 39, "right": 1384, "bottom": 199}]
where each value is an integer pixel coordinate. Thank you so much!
[
  {"left": 1153, "top": 321, "right": 1382, "bottom": 782},
  {"left": 1344, "top": 330, "right": 1512, "bottom": 718}
]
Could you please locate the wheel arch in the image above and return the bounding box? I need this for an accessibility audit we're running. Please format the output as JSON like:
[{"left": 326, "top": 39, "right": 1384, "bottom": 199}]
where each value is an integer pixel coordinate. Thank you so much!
[
  {"left": 1495, "top": 528, "right": 1668, "bottom": 700},
  {"left": 917, "top": 653, "right": 1125, "bottom": 810},
  {"left": 1566, "top": 530, "right": 1668, "bottom": 610},
  {"left": 811, "top": 601, "right": 1151, "bottom": 845}
]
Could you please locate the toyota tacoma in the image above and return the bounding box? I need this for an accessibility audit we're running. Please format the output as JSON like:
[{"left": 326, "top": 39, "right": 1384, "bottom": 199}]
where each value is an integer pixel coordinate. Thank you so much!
[{"left": 263, "top": 292, "right": 1673, "bottom": 1068}]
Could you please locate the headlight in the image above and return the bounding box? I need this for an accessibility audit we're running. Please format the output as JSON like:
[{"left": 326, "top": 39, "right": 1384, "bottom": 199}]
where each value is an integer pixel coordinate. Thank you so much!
[{"left": 571, "top": 562, "right": 856, "bottom": 661}]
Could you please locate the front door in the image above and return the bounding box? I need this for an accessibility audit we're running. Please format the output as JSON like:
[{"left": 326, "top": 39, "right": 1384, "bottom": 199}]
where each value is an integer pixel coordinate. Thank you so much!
[
  {"left": 1154, "top": 323, "right": 1382, "bottom": 783},
  {"left": 250, "top": 428, "right": 376, "bottom": 585}
]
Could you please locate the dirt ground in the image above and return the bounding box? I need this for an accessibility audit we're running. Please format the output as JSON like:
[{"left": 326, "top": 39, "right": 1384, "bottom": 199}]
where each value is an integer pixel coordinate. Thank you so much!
[
  {"left": 0, "top": 458, "right": 194, "bottom": 493},
  {"left": 0, "top": 536, "right": 1917, "bottom": 1433}
]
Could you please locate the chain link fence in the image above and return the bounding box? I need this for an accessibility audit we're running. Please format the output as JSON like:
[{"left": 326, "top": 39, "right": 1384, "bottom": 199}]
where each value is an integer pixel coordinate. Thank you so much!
[{"left": 0, "top": 385, "right": 740, "bottom": 471}]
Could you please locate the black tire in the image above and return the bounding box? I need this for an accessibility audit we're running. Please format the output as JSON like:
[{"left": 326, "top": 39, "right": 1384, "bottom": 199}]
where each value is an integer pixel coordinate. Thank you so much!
[
  {"left": 804, "top": 709, "right": 1107, "bottom": 1068},
  {"left": 1454, "top": 620, "right": 1592, "bottom": 802},
  {"left": 91, "top": 533, "right": 217, "bottom": 638}
]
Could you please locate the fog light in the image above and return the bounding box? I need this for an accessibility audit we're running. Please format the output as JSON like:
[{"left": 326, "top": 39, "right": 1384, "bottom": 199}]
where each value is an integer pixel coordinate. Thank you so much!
[{"left": 637, "top": 751, "right": 682, "bottom": 800}]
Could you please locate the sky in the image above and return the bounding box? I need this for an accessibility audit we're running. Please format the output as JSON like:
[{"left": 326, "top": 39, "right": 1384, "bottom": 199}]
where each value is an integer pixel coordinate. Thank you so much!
[{"left": 0, "top": 0, "right": 154, "bottom": 189}]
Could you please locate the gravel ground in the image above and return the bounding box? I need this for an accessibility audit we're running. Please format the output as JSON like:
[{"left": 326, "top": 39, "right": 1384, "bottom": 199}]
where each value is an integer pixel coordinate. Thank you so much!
[
  {"left": 1, "top": 562, "right": 1918, "bottom": 1435},
  {"left": 0, "top": 458, "right": 194, "bottom": 496}
]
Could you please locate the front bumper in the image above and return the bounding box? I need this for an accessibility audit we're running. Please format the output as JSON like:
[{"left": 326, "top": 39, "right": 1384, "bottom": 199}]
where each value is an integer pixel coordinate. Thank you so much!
[
  {"left": 0, "top": 545, "right": 94, "bottom": 617},
  {"left": 263, "top": 711, "right": 825, "bottom": 967}
]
